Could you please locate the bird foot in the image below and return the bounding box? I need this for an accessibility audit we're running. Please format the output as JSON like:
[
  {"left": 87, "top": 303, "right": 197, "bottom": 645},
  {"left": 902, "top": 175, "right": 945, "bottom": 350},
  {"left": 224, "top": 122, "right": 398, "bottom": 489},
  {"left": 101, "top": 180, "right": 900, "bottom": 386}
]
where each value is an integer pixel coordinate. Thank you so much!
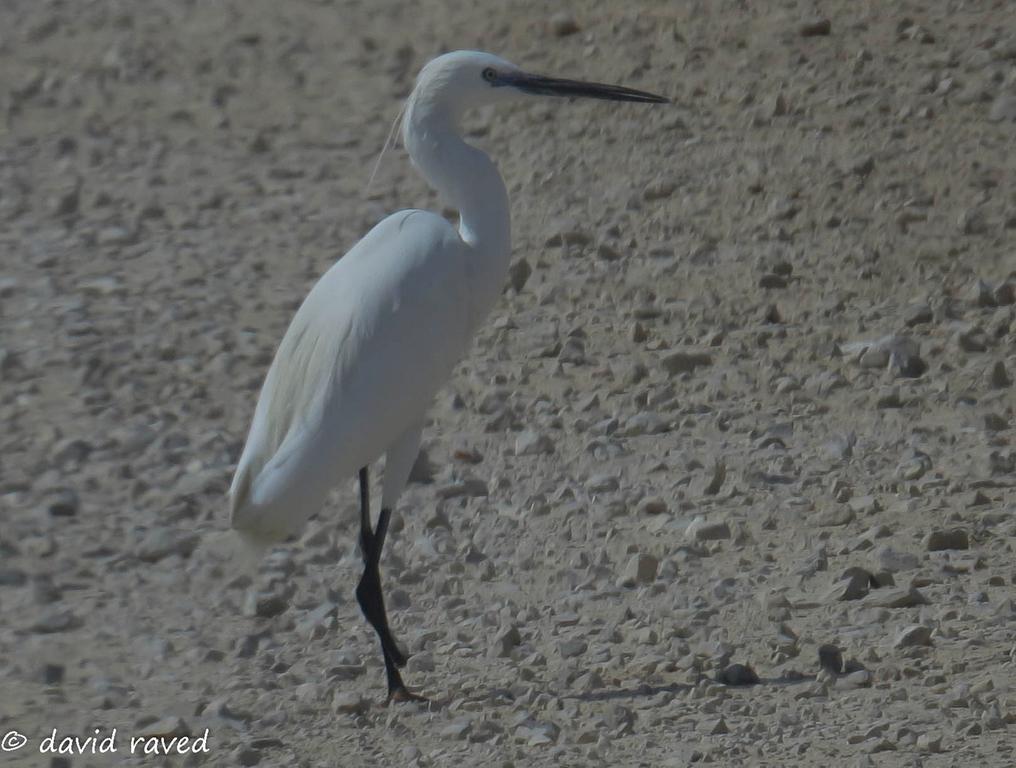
[{"left": 386, "top": 686, "right": 427, "bottom": 705}]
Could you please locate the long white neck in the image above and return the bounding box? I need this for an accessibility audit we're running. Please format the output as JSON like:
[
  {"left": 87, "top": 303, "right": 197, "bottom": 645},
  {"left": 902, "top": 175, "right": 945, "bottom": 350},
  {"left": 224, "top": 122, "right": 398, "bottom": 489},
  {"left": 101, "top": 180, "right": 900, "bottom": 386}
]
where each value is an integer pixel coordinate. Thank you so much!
[{"left": 403, "top": 100, "right": 512, "bottom": 313}]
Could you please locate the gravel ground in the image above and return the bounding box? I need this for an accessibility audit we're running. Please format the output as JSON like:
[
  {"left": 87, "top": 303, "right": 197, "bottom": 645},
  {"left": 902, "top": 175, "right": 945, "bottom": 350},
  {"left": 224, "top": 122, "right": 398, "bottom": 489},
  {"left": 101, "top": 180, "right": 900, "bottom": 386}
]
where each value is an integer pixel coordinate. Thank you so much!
[{"left": 2, "top": 1, "right": 1015, "bottom": 766}]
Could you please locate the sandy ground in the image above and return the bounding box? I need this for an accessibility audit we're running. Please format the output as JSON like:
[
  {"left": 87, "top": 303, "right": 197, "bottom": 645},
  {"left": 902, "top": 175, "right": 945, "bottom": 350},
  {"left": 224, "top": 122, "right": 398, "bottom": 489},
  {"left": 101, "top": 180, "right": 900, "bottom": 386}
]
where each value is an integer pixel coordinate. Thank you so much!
[{"left": 2, "top": 0, "right": 1015, "bottom": 766}]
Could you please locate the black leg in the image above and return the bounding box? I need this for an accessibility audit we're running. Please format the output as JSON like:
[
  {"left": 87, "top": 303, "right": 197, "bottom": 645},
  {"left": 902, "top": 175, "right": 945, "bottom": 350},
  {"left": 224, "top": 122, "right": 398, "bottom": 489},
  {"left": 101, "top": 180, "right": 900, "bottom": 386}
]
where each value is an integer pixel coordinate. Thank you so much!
[
  {"left": 354, "top": 467, "right": 422, "bottom": 703},
  {"left": 355, "top": 507, "right": 405, "bottom": 667},
  {"left": 358, "top": 467, "right": 373, "bottom": 558}
]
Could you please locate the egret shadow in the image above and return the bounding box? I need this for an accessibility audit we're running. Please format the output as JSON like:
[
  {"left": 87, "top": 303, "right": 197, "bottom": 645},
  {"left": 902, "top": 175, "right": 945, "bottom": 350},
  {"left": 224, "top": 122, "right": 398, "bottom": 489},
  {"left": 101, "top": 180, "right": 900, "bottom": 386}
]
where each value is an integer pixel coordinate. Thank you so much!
[{"left": 397, "top": 672, "right": 813, "bottom": 712}]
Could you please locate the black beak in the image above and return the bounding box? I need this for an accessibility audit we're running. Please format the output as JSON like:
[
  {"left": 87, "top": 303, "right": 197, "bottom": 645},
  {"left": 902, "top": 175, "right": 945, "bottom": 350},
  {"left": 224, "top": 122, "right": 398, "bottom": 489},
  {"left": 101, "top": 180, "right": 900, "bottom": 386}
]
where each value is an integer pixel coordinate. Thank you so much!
[{"left": 505, "top": 72, "right": 669, "bottom": 104}]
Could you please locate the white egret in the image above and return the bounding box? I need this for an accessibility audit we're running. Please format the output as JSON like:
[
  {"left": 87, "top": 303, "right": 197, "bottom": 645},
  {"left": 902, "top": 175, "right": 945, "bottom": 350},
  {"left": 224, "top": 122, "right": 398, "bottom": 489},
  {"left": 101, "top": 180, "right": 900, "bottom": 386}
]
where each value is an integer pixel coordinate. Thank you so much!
[{"left": 229, "top": 50, "right": 667, "bottom": 702}]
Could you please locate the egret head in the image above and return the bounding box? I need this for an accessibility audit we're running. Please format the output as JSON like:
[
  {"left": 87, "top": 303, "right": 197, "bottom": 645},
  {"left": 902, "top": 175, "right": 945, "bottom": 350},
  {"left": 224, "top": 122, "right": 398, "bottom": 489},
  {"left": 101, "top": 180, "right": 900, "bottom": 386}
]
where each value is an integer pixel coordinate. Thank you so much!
[
  {"left": 406, "top": 50, "right": 667, "bottom": 127},
  {"left": 399, "top": 50, "right": 667, "bottom": 219}
]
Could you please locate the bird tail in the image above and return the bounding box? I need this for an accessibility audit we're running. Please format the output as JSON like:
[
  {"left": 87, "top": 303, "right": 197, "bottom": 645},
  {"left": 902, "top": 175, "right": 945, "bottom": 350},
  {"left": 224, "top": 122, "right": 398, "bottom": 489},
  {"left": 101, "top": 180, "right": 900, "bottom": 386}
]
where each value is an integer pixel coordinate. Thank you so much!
[
  {"left": 218, "top": 462, "right": 291, "bottom": 574},
  {"left": 188, "top": 461, "right": 276, "bottom": 577}
]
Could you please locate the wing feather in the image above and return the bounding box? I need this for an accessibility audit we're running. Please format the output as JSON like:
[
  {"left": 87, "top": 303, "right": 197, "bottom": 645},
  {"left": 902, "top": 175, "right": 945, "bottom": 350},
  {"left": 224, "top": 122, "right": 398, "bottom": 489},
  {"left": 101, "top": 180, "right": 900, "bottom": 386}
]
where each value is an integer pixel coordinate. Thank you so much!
[
  {"left": 229, "top": 283, "right": 355, "bottom": 523},
  {"left": 229, "top": 209, "right": 468, "bottom": 538}
]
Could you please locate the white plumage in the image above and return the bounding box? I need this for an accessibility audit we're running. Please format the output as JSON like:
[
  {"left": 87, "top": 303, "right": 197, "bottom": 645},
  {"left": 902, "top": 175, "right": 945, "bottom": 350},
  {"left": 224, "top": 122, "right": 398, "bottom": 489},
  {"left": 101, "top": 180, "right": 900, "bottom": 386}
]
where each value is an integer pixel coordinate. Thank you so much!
[
  {"left": 230, "top": 210, "right": 472, "bottom": 540},
  {"left": 225, "top": 50, "right": 666, "bottom": 701},
  {"left": 229, "top": 53, "right": 522, "bottom": 544}
]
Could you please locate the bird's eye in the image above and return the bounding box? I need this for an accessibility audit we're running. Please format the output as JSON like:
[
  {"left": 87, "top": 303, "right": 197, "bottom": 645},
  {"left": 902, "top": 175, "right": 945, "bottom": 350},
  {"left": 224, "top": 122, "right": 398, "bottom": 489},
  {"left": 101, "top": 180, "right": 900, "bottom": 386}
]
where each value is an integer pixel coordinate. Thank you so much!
[{"left": 482, "top": 67, "right": 497, "bottom": 83}]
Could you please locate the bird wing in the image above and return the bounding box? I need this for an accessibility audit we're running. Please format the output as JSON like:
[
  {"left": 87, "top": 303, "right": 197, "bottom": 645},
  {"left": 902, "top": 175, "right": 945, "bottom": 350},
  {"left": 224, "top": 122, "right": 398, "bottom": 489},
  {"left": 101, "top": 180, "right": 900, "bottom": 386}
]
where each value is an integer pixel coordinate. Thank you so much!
[{"left": 229, "top": 209, "right": 471, "bottom": 537}]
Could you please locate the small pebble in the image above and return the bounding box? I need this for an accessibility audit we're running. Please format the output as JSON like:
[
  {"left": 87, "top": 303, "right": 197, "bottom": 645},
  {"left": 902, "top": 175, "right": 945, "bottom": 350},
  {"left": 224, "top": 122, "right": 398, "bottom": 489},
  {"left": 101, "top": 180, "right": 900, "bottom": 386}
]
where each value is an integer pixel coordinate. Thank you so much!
[
  {"left": 903, "top": 302, "right": 933, "bottom": 327},
  {"left": 685, "top": 517, "right": 731, "bottom": 541},
  {"left": 45, "top": 488, "right": 79, "bottom": 517},
  {"left": 699, "top": 459, "right": 726, "bottom": 496},
  {"left": 243, "top": 589, "right": 289, "bottom": 618},
  {"left": 988, "top": 361, "right": 1011, "bottom": 387},
  {"left": 138, "top": 717, "right": 190, "bottom": 738},
  {"left": 924, "top": 529, "right": 969, "bottom": 551},
  {"left": 41, "top": 663, "right": 65, "bottom": 685},
  {"left": 332, "top": 691, "right": 368, "bottom": 715},
  {"left": 559, "top": 638, "right": 588, "bottom": 658},
  {"left": 620, "top": 553, "right": 658, "bottom": 586},
  {"left": 800, "top": 18, "right": 832, "bottom": 36},
  {"left": 864, "top": 586, "right": 928, "bottom": 609},
  {"left": 917, "top": 731, "right": 943, "bottom": 753},
  {"left": 638, "top": 496, "right": 668, "bottom": 515},
  {"left": 660, "top": 349, "right": 712, "bottom": 376},
  {"left": 135, "top": 528, "right": 200, "bottom": 563},
  {"left": 994, "top": 281, "right": 1015, "bottom": 305},
  {"left": 493, "top": 625, "right": 522, "bottom": 658},
  {"left": 29, "top": 609, "right": 80, "bottom": 634},
  {"left": 515, "top": 430, "right": 554, "bottom": 456},
  {"left": 508, "top": 258, "right": 532, "bottom": 292},
  {"left": 717, "top": 663, "right": 759, "bottom": 686},
  {"left": 989, "top": 93, "right": 1016, "bottom": 122},
  {"left": 701, "top": 717, "right": 729, "bottom": 735},
  {"left": 835, "top": 669, "right": 872, "bottom": 689},
  {"left": 818, "top": 644, "right": 844, "bottom": 674},
  {"left": 549, "top": 12, "right": 579, "bottom": 37},
  {"left": 894, "top": 624, "right": 933, "bottom": 648},
  {"left": 876, "top": 546, "right": 919, "bottom": 573}
]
